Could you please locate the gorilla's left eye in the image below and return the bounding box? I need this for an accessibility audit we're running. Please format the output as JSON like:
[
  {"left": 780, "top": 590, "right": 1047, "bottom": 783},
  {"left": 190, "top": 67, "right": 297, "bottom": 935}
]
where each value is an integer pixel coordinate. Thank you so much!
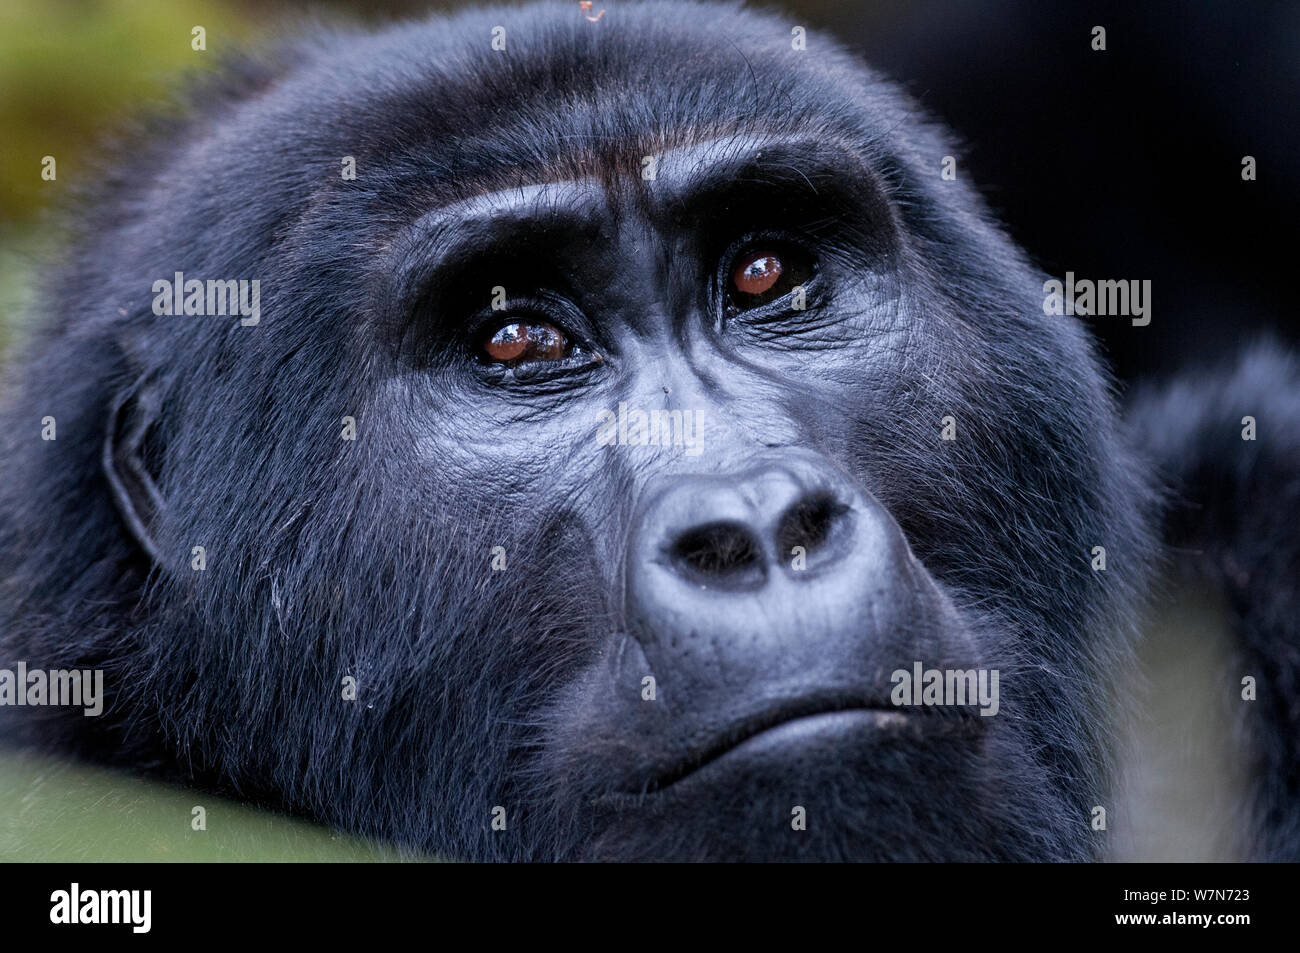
[
  {"left": 481, "top": 321, "right": 569, "bottom": 365},
  {"left": 726, "top": 243, "right": 815, "bottom": 311}
]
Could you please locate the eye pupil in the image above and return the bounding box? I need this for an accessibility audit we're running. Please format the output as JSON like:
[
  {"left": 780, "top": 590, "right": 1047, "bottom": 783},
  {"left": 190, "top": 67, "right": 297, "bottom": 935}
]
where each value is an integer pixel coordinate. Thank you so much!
[
  {"left": 733, "top": 251, "right": 783, "bottom": 296},
  {"left": 483, "top": 321, "right": 568, "bottom": 364}
]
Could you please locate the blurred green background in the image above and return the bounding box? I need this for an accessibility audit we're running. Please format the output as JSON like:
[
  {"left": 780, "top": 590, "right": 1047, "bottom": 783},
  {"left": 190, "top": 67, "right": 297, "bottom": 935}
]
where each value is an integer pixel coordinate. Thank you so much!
[{"left": 0, "top": 749, "right": 413, "bottom": 861}]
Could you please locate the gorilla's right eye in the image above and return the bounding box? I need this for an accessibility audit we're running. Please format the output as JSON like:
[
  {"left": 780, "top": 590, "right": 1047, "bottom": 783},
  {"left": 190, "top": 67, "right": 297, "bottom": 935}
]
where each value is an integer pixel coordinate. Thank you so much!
[{"left": 481, "top": 321, "right": 569, "bottom": 365}]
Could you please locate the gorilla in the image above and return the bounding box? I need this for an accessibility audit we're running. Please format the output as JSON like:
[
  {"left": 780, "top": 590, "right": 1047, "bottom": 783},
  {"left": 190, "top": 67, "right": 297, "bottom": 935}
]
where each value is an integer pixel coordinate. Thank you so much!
[{"left": 0, "top": 0, "right": 1295, "bottom": 862}]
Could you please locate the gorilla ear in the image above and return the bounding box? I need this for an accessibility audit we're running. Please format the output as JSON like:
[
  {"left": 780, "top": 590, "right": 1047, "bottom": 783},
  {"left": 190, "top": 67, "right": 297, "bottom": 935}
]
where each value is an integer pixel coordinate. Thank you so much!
[{"left": 103, "top": 379, "right": 167, "bottom": 564}]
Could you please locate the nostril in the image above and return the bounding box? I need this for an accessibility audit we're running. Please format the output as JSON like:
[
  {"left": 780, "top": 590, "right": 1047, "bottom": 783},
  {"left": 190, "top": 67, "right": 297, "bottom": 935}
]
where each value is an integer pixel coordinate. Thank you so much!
[
  {"left": 776, "top": 492, "right": 848, "bottom": 560},
  {"left": 668, "top": 521, "right": 765, "bottom": 586}
]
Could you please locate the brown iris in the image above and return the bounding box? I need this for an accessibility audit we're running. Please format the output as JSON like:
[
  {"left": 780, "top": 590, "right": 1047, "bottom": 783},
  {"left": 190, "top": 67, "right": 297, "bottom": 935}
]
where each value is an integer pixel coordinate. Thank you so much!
[
  {"left": 726, "top": 244, "right": 813, "bottom": 311},
  {"left": 483, "top": 321, "right": 568, "bottom": 364},
  {"left": 732, "top": 250, "right": 784, "bottom": 296}
]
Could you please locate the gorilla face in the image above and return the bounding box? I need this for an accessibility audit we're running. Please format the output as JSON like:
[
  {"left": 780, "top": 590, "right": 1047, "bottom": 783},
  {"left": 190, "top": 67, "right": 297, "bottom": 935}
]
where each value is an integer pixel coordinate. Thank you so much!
[
  {"left": 417, "top": 139, "right": 993, "bottom": 859},
  {"left": 406, "top": 137, "right": 1026, "bottom": 860},
  {"left": 0, "top": 1, "right": 1154, "bottom": 861}
]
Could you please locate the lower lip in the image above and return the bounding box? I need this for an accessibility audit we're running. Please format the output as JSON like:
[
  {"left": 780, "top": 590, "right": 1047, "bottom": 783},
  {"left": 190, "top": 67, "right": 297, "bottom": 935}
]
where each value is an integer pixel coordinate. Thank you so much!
[
  {"left": 717, "top": 708, "right": 917, "bottom": 755},
  {"left": 644, "top": 708, "right": 969, "bottom": 795}
]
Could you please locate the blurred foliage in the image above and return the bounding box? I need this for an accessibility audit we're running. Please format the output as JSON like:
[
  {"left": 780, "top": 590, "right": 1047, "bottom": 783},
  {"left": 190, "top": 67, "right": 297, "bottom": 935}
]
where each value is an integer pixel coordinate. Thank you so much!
[
  {"left": 0, "top": 0, "right": 258, "bottom": 225},
  {"left": 0, "top": 748, "right": 422, "bottom": 861}
]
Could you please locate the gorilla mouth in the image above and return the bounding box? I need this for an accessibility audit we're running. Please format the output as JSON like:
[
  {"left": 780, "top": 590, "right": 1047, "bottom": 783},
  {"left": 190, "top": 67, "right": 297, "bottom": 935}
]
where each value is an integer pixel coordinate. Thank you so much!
[{"left": 640, "top": 695, "right": 981, "bottom": 795}]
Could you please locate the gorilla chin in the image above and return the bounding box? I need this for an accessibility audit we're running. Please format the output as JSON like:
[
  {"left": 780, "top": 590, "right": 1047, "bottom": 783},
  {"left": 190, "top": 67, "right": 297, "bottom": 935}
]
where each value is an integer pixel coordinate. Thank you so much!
[
  {"left": 584, "top": 709, "right": 1000, "bottom": 863},
  {"left": 18, "top": 0, "right": 1294, "bottom": 863}
]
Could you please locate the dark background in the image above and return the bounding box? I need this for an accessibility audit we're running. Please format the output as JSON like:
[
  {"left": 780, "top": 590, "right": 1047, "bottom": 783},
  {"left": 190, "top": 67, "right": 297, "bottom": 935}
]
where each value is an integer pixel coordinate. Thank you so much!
[{"left": 816, "top": 0, "right": 1300, "bottom": 384}]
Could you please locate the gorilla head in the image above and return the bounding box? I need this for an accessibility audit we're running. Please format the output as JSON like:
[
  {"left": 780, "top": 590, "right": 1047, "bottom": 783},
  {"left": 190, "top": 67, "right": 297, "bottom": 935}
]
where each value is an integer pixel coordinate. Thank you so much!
[{"left": 0, "top": 1, "right": 1153, "bottom": 860}]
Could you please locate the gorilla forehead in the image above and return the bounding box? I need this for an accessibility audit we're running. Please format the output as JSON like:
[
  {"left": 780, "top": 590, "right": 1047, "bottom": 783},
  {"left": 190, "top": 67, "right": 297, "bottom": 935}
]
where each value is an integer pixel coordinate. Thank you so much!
[{"left": 227, "top": 3, "right": 914, "bottom": 208}]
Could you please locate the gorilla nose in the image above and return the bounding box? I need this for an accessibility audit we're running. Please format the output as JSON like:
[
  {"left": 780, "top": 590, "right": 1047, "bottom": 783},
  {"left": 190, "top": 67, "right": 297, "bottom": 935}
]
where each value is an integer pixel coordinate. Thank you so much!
[
  {"left": 659, "top": 478, "right": 850, "bottom": 592},
  {"left": 625, "top": 458, "right": 920, "bottom": 683}
]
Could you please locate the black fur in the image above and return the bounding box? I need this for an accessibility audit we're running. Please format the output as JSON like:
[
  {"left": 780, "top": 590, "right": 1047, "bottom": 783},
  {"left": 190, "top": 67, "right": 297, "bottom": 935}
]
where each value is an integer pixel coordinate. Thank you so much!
[{"left": 0, "top": 0, "right": 1291, "bottom": 861}]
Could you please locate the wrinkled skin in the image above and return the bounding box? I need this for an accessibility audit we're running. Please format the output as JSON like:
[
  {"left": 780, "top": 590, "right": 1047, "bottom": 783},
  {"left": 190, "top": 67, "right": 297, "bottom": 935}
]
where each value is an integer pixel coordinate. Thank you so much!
[{"left": 0, "top": 1, "right": 1153, "bottom": 860}]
